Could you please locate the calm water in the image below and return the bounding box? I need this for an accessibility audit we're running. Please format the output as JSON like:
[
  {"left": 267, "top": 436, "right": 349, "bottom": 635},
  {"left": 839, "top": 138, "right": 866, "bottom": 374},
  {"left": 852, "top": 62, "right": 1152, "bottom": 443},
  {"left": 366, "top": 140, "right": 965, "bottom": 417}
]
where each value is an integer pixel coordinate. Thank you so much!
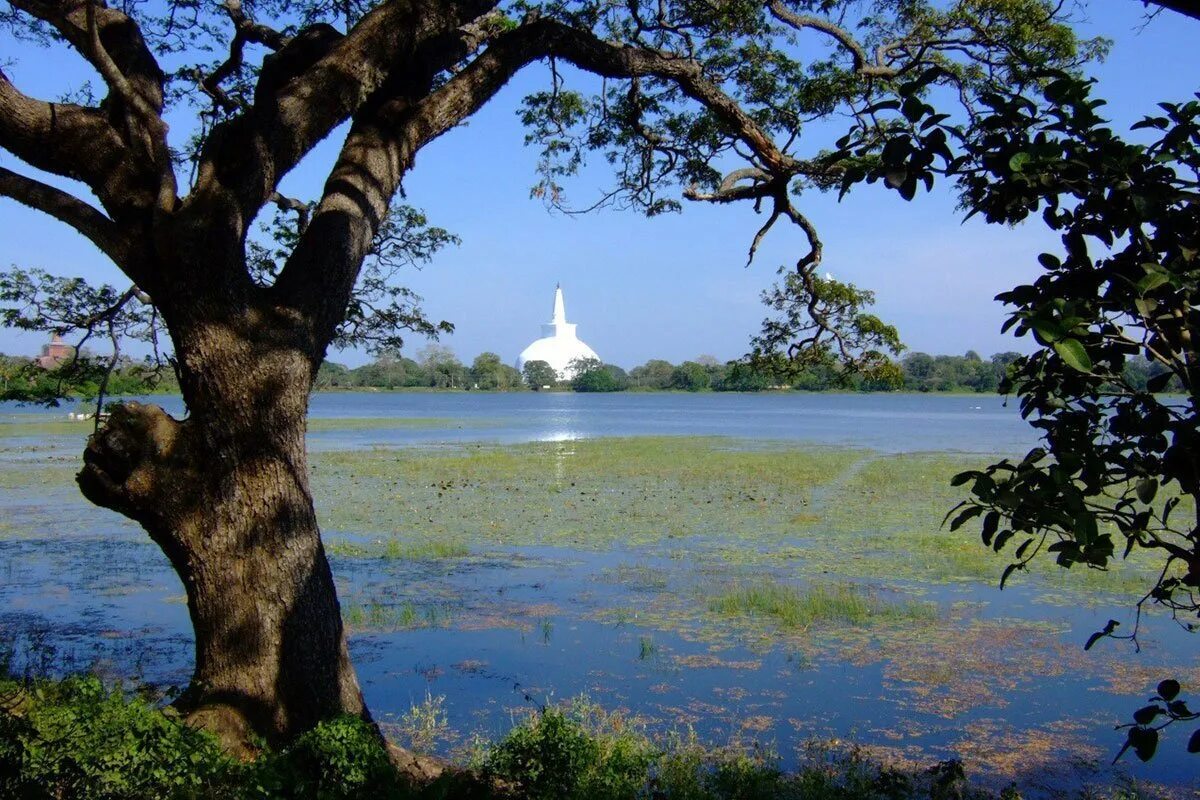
[
  {"left": 5, "top": 390, "right": 1039, "bottom": 453},
  {"left": 2, "top": 392, "right": 1196, "bottom": 794}
]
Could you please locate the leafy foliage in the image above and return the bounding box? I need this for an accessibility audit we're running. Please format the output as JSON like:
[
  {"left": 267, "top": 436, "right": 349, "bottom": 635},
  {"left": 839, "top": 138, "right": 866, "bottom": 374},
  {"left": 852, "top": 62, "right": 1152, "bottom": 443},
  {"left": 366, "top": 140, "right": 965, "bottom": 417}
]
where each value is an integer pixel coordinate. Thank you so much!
[
  {"left": 0, "top": 269, "right": 170, "bottom": 404},
  {"left": 247, "top": 204, "right": 458, "bottom": 355},
  {"left": 864, "top": 70, "right": 1200, "bottom": 757},
  {"left": 569, "top": 357, "right": 629, "bottom": 392},
  {"left": 522, "top": 359, "right": 559, "bottom": 390},
  {"left": 0, "top": 675, "right": 233, "bottom": 799},
  {"left": 941, "top": 77, "right": 1200, "bottom": 627},
  {"left": 752, "top": 269, "right": 904, "bottom": 387}
]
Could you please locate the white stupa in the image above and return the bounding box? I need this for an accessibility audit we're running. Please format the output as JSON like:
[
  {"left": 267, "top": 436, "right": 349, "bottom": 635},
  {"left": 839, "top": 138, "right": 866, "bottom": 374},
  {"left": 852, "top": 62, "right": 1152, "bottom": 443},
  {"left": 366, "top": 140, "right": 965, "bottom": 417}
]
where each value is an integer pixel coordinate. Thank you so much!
[{"left": 516, "top": 284, "right": 600, "bottom": 380}]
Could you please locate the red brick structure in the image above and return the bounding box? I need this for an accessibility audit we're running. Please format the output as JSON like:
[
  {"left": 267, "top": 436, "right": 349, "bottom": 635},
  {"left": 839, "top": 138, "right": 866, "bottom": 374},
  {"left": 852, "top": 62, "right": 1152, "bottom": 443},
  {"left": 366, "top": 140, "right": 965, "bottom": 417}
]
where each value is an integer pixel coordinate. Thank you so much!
[{"left": 36, "top": 334, "right": 72, "bottom": 369}]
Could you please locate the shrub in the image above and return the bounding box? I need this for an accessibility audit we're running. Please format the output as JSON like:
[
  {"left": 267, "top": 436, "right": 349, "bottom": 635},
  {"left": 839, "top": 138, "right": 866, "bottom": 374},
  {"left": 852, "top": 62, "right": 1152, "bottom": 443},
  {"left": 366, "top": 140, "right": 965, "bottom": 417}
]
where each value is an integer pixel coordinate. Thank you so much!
[
  {"left": 0, "top": 675, "right": 233, "bottom": 799},
  {"left": 484, "top": 703, "right": 653, "bottom": 800},
  {"left": 244, "top": 715, "right": 406, "bottom": 800}
]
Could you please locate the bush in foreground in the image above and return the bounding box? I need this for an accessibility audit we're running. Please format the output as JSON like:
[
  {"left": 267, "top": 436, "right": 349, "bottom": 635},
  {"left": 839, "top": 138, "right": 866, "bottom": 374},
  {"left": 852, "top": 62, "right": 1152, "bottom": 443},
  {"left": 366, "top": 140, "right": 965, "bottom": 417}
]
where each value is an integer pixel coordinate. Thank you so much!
[{"left": 0, "top": 675, "right": 1165, "bottom": 799}]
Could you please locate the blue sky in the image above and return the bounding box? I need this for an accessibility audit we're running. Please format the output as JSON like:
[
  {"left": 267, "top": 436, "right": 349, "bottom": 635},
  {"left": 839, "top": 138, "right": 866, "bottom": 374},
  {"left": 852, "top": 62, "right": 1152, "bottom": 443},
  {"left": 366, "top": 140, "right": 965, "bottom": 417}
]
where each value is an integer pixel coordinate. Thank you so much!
[{"left": 2, "top": 1, "right": 1198, "bottom": 368}]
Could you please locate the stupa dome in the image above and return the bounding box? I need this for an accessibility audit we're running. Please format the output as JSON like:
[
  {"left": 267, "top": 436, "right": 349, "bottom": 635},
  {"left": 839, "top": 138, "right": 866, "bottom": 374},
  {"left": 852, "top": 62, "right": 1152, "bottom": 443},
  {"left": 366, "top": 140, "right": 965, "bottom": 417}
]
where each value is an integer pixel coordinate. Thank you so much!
[{"left": 516, "top": 285, "right": 600, "bottom": 380}]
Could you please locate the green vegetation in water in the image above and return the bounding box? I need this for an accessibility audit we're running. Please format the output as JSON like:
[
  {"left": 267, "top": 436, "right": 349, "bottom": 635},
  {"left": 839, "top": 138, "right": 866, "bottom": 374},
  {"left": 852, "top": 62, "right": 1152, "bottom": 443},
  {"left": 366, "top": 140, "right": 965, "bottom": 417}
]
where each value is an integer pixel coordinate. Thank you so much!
[
  {"left": 326, "top": 537, "right": 470, "bottom": 560},
  {"left": 311, "top": 437, "right": 861, "bottom": 550},
  {"left": 342, "top": 601, "right": 448, "bottom": 630},
  {"left": 708, "top": 581, "right": 937, "bottom": 631}
]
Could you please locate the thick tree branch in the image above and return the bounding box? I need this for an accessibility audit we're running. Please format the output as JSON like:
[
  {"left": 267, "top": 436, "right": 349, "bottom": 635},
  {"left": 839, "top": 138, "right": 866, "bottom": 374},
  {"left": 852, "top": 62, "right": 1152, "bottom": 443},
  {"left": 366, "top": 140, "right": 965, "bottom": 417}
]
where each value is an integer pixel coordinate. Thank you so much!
[
  {"left": 276, "top": 17, "right": 807, "bottom": 351},
  {"left": 2, "top": 1, "right": 173, "bottom": 222},
  {"left": 189, "top": 0, "right": 497, "bottom": 237},
  {"left": 221, "top": 0, "right": 291, "bottom": 51},
  {"left": 0, "top": 167, "right": 128, "bottom": 263},
  {"left": 196, "top": 0, "right": 293, "bottom": 113},
  {"left": 0, "top": 70, "right": 135, "bottom": 203},
  {"left": 83, "top": 0, "right": 163, "bottom": 128},
  {"left": 8, "top": 0, "right": 165, "bottom": 113},
  {"left": 1143, "top": 0, "right": 1200, "bottom": 21}
]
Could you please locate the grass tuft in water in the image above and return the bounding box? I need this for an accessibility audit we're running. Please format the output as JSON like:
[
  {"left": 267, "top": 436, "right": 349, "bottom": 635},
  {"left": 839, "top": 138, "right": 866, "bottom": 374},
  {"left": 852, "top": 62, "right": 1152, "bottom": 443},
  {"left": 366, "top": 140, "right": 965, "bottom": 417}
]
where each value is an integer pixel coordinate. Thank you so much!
[
  {"left": 326, "top": 537, "right": 469, "bottom": 560},
  {"left": 709, "top": 581, "right": 936, "bottom": 631}
]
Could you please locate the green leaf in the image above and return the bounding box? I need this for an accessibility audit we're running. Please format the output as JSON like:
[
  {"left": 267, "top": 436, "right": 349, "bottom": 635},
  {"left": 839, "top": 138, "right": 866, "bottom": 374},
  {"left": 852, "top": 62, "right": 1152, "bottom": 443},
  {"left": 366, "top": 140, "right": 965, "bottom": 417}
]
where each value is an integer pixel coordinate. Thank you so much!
[
  {"left": 1008, "top": 152, "right": 1031, "bottom": 172},
  {"left": 1131, "top": 727, "right": 1158, "bottom": 762},
  {"left": 980, "top": 511, "right": 1000, "bottom": 546},
  {"left": 1133, "top": 705, "right": 1160, "bottom": 725},
  {"left": 1136, "top": 478, "right": 1158, "bottom": 504},
  {"left": 1136, "top": 272, "right": 1171, "bottom": 294},
  {"left": 1158, "top": 679, "right": 1181, "bottom": 701},
  {"left": 949, "top": 505, "right": 984, "bottom": 531},
  {"left": 1187, "top": 729, "right": 1200, "bottom": 753},
  {"left": 1000, "top": 562, "right": 1021, "bottom": 589},
  {"left": 1053, "top": 339, "right": 1093, "bottom": 372},
  {"left": 1147, "top": 372, "right": 1172, "bottom": 393},
  {"left": 1085, "top": 619, "right": 1119, "bottom": 650}
]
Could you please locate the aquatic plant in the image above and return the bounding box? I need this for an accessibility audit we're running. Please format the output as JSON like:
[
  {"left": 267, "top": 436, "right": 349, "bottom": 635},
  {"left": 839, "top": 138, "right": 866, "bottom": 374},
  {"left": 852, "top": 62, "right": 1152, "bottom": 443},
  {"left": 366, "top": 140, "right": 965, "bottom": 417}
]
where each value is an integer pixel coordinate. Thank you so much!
[{"left": 708, "top": 581, "right": 936, "bottom": 631}]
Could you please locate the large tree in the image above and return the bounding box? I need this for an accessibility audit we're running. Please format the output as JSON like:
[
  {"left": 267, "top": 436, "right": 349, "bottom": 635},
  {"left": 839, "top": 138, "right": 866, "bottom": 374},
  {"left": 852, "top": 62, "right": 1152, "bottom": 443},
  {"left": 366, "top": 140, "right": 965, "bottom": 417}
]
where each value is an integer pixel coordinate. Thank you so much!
[{"left": 0, "top": 0, "right": 1096, "bottom": 753}]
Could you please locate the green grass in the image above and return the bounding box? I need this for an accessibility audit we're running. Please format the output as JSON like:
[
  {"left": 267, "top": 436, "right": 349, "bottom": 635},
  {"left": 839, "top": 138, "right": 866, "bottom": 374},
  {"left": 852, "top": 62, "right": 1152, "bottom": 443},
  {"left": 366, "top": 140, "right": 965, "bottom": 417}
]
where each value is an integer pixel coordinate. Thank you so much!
[
  {"left": 708, "top": 581, "right": 937, "bottom": 631},
  {"left": 310, "top": 437, "right": 861, "bottom": 550},
  {"left": 325, "top": 537, "right": 469, "bottom": 560},
  {"left": 0, "top": 419, "right": 94, "bottom": 438},
  {"left": 341, "top": 600, "right": 447, "bottom": 630}
]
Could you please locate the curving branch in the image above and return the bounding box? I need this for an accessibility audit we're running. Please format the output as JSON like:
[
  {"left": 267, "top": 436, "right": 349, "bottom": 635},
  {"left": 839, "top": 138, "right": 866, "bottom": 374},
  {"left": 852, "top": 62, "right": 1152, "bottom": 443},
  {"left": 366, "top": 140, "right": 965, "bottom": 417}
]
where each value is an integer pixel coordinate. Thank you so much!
[
  {"left": 188, "top": 0, "right": 497, "bottom": 232},
  {"left": 83, "top": 0, "right": 164, "bottom": 129},
  {"left": 276, "top": 16, "right": 820, "bottom": 350},
  {"left": 766, "top": 0, "right": 901, "bottom": 77},
  {"left": 0, "top": 167, "right": 129, "bottom": 263},
  {"left": 196, "top": 0, "right": 293, "bottom": 113},
  {"left": 270, "top": 191, "right": 311, "bottom": 234},
  {"left": 0, "top": 70, "right": 130, "bottom": 195},
  {"left": 8, "top": 0, "right": 165, "bottom": 113}
]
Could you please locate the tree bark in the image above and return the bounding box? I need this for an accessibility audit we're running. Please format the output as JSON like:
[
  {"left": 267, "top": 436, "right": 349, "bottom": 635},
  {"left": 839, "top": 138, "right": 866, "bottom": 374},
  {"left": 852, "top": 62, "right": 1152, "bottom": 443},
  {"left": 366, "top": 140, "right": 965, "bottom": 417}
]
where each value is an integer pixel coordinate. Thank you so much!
[{"left": 76, "top": 306, "right": 365, "bottom": 753}]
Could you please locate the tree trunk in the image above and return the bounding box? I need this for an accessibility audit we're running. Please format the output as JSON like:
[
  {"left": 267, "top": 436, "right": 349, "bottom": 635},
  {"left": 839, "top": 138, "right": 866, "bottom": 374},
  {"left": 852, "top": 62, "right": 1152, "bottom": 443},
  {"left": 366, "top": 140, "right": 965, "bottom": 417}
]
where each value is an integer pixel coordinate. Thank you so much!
[{"left": 75, "top": 314, "right": 365, "bottom": 754}]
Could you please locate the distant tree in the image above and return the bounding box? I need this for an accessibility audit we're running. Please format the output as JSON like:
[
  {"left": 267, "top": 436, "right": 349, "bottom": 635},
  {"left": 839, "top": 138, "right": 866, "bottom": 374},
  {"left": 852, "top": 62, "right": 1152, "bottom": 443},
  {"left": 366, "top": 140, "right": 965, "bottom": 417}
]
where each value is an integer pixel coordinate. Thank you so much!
[
  {"left": 572, "top": 370, "right": 620, "bottom": 392},
  {"left": 717, "top": 361, "right": 770, "bottom": 392},
  {"left": 901, "top": 353, "right": 936, "bottom": 391},
  {"left": 314, "top": 361, "right": 352, "bottom": 390},
  {"left": 522, "top": 361, "right": 558, "bottom": 391},
  {"left": 470, "top": 352, "right": 506, "bottom": 390},
  {"left": 420, "top": 346, "right": 468, "bottom": 388},
  {"left": 602, "top": 363, "right": 630, "bottom": 390},
  {"left": 671, "top": 362, "right": 711, "bottom": 392},
  {"left": 629, "top": 359, "right": 675, "bottom": 390},
  {"left": 964, "top": 350, "right": 982, "bottom": 362}
]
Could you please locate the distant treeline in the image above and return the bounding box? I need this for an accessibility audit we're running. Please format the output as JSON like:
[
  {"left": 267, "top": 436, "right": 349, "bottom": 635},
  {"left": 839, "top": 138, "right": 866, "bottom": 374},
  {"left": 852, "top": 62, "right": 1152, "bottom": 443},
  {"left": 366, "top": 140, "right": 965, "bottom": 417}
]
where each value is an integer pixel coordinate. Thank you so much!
[
  {"left": 3, "top": 347, "right": 1181, "bottom": 400},
  {"left": 318, "top": 349, "right": 1184, "bottom": 394},
  {"left": 0, "top": 354, "right": 179, "bottom": 402}
]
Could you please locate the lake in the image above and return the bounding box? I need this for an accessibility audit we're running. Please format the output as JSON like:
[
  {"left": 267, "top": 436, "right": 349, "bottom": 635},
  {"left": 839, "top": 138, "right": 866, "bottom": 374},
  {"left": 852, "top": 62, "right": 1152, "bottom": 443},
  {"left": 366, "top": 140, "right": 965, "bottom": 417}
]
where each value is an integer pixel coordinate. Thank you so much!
[{"left": 1, "top": 392, "right": 1196, "bottom": 796}]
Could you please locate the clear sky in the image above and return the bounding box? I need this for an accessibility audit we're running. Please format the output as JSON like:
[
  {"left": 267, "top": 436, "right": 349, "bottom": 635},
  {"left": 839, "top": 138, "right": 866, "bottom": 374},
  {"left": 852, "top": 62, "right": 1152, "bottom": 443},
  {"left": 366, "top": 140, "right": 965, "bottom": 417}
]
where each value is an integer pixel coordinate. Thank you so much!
[{"left": 1, "top": 1, "right": 1198, "bottom": 368}]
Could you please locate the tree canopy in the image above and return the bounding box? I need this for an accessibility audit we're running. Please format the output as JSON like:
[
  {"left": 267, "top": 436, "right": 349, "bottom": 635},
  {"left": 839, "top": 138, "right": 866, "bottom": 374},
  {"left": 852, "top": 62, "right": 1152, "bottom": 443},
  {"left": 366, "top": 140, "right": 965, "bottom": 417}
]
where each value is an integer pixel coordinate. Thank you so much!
[{"left": 0, "top": 0, "right": 1122, "bottom": 757}]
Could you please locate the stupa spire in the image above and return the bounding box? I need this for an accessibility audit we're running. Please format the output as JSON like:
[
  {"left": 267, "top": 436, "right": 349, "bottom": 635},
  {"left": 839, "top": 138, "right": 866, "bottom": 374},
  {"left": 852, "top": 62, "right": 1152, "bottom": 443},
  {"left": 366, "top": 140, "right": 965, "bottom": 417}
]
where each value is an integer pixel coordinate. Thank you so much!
[{"left": 552, "top": 283, "right": 567, "bottom": 325}]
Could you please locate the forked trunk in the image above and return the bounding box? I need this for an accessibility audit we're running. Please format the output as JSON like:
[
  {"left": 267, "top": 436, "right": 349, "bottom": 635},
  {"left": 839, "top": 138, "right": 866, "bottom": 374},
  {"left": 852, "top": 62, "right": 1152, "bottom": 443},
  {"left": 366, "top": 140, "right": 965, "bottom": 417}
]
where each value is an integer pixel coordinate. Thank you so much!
[{"left": 76, "top": 323, "right": 365, "bottom": 753}]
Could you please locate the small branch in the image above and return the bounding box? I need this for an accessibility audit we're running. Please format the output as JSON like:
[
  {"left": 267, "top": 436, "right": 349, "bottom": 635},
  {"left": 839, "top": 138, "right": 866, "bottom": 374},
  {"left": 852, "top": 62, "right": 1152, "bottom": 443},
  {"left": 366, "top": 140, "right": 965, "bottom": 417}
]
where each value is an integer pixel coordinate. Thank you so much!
[
  {"left": 220, "top": 0, "right": 291, "bottom": 51},
  {"left": 269, "top": 191, "right": 311, "bottom": 234}
]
